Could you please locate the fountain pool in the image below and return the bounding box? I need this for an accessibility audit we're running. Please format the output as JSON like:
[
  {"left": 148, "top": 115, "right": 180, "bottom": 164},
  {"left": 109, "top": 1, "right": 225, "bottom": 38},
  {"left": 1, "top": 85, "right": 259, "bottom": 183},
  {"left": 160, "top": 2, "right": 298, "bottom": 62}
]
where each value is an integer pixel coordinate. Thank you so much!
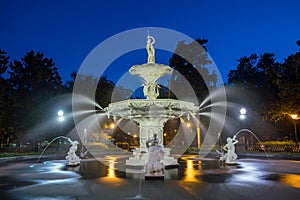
[{"left": 2, "top": 155, "right": 300, "bottom": 200}]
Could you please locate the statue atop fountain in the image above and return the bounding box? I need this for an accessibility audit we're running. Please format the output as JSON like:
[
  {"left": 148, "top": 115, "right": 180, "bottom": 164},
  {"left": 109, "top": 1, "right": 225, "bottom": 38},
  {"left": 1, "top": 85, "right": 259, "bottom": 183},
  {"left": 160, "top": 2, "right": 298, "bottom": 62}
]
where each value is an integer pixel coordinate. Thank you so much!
[
  {"left": 129, "top": 35, "right": 173, "bottom": 100},
  {"left": 145, "top": 134, "right": 165, "bottom": 179},
  {"left": 221, "top": 135, "right": 238, "bottom": 164},
  {"left": 146, "top": 35, "right": 155, "bottom": 63},
  {"left": 66, "top": 138, "right": 80, "bottom": 166}
]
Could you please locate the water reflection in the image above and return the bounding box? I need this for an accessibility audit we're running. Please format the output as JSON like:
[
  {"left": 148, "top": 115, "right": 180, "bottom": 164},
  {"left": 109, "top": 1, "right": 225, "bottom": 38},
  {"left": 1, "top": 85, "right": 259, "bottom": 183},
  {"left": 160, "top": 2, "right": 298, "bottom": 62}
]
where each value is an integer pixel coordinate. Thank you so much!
[
  {"left": 78, "top": 160, "right": 107, "bottom": 179},
  {"left": 183, "top": 159, "right": 202, "bottom": 182},
  {"left": 263, "top": 173, "right": 300, "bottom": 189},
  {"left": 281, "top": 174, "right": 300, "bottom": 189},
  {"left": 74, "top": 155, "right": 223, "bottom": 182},
  {"left": 177, "top": 156, "right": 222, "bottom": 181},
  {"left": 107, "top": 158, "right": 116, "bottom": 179}
]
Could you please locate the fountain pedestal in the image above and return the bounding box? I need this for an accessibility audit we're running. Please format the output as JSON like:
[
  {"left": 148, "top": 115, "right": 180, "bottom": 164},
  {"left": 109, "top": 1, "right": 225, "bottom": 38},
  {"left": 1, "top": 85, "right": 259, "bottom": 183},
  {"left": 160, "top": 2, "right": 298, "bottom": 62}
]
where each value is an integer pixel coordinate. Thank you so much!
[{"left": 106, "top": 99, "right": 196, "bottom": 168}]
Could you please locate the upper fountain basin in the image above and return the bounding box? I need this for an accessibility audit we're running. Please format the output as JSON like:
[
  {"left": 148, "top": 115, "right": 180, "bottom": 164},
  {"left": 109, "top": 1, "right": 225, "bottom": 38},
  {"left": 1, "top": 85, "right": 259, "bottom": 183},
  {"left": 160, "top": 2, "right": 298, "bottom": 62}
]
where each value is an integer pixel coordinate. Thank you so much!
[{"left": 129, "top": 63, "right": 173, "bottom": 83}]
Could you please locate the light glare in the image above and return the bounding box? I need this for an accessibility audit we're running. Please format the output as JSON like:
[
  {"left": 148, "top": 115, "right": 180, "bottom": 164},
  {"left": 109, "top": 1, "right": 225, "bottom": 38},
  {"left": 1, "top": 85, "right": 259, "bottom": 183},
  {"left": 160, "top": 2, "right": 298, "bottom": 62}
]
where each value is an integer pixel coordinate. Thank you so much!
[
  {"left": 240, "top": 108, "right": 247, "bottom": 115},
  {"left": 57, "top": 109, "right": 64, "bottom": 117},
  {"left": 291, "top": 114, "right": 298, "bottom": 119}
]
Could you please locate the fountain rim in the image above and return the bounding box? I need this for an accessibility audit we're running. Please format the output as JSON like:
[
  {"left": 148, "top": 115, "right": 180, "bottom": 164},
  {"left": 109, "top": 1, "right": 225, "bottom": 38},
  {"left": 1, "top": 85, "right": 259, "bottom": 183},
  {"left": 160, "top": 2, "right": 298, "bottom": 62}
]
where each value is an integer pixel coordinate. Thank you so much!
[
  {"left": 104, "top": 98, "right": 198, "bottom": 119},
  {"left": 105, "top": 98, "right": 198, "bottom": 109}
]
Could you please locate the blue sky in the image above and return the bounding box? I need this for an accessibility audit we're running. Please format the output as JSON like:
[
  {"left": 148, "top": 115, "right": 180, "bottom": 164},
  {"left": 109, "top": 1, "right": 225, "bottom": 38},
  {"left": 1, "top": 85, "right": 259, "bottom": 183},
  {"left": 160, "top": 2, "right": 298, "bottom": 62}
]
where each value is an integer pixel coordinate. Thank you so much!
[{"left": 1, "top": 0, "right": 300, "bottom": 84}]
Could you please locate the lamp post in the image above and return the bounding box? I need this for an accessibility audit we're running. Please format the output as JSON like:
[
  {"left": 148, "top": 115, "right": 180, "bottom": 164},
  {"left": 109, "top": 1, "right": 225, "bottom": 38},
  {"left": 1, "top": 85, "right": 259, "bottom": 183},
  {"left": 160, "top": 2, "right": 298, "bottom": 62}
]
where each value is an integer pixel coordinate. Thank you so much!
[
  {"left": 239, "top": 108, "right": 246, "bottom": 120},
  {"left": 57, "top": 109, "right": 64, "bottom": 122},
  {"left": 290, "top": 114, "right": 298, "bottom": 147},
  {"left": 239, "top": 108, "right": 247, "bottom": 150},
  {"left": 186, "top": 121, "right": 199, "bottom": 149},
  {"left": 109, "top": 122, "right": 116, "bottom": 143},
  {"left": 57, "top": 109, "right": 64, "bottom": 151},
  {"left": 197, "top": 125, "right": 201, "bottom": 150}
]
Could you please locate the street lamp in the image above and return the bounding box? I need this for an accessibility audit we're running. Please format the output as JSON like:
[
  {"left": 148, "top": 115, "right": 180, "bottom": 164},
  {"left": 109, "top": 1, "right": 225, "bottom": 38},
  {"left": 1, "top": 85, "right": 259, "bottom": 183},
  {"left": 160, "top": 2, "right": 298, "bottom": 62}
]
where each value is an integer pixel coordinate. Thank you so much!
[
  {"left": 239, "top": 107, "right": 247, "bottom": 150},
  {"left": 57, "top": 109, "right": 64, "bottom": 151},
  {"left": 186, "top": 122, "right": 191, "bottom": 128},
  {"left": 57, "top": 109, "right": 64, "bottom": 122},
  {"left": 240, "top": 108, "right": 247, "bottom": 120},
  {"left": 110, "top": 122, "right": 116, "bottom": 129},
  {"left": 290, "top": 114, "right": 298, "bottom": 147}
]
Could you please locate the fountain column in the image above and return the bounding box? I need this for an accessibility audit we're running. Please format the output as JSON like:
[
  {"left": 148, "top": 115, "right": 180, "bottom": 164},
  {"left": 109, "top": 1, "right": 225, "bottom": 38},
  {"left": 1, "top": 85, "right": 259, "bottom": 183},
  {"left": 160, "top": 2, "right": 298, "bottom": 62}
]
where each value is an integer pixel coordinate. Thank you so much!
[{"left": 136, "top": 118, "right": 168, "bottom": 152}]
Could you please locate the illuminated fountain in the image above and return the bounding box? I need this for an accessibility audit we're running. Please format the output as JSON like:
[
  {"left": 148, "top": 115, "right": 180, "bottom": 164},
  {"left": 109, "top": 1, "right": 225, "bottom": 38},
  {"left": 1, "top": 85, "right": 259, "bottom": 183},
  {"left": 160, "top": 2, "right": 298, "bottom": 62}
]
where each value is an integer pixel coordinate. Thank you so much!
[
  {"left": 104, "top": 35, "right": 198, "bottom": 168},
  {"left": 34, "top": 136, "right": 81, "bottom": 167}
]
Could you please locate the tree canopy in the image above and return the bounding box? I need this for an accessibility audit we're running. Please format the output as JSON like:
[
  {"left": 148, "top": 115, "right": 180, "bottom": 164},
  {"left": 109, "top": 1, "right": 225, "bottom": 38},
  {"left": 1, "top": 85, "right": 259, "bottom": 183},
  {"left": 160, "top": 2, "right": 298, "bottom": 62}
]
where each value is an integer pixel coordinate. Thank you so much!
[
  {"left": 0, "top": 50, "right": 132, "bottom": 145},
  {"left": 168, "top": 39, "right": 217, "bottom": 103},
  {"left": 268, "top": 47, "right": 300, "bottom": 122},
  {"left": 227, "top": 41, "right": 300, "bottom": 139}
]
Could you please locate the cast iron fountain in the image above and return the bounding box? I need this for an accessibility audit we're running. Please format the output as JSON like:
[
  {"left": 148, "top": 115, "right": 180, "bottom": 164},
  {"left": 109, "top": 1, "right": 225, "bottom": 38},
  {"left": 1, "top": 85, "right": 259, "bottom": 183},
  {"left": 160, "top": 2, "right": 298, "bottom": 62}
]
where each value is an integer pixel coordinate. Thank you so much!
[{"left": 104, "top": 35, "right": 198, "bottom": 169}]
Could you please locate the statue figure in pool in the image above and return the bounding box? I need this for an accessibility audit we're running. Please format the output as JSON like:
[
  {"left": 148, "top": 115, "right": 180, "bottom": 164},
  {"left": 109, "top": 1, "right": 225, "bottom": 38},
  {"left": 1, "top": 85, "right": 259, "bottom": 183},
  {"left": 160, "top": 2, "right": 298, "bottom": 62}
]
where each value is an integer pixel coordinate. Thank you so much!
[
  {"left": 145, "top": 134, "right": 165, "bottom": 176},
  {"left": 222, "top": 135, "right": 238, "bottom": 164}
]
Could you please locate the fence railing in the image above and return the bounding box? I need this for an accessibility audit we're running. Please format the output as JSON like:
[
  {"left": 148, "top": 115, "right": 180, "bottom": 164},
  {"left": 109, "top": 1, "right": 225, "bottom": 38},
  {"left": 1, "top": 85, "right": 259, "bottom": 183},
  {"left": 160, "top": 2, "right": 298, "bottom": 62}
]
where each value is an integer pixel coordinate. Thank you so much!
[{"left": 235, "top": 143, "right": 300, "bottom": 153}]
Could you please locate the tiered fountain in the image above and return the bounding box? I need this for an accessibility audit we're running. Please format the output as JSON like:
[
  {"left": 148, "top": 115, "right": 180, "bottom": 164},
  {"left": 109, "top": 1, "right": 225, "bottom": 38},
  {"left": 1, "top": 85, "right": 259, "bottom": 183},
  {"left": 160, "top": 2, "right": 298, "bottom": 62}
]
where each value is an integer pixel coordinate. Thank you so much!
[{"left": 104, "top": 35, "right": 198, "bottom": 168}]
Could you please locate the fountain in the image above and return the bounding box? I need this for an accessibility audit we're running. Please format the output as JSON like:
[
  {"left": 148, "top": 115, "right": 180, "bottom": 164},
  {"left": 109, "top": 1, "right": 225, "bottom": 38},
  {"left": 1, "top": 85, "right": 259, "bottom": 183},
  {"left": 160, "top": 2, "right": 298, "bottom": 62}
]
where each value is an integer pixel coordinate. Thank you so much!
[
  {"left": 218, "top": 129, "right": 262, "bottom": 164},
  {"left": 34, "top": 136, "right": 81, "bottom": 167},
  {"left": 104, "top": 35, "right": 198, "bottom": 168}
]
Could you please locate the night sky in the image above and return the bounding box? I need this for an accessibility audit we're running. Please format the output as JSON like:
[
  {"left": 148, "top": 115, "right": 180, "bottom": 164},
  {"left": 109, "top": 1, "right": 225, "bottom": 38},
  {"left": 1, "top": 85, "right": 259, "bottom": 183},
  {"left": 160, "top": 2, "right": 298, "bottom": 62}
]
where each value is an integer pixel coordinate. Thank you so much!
[{"left": 1, "top": 0, "right": 300, "bottom": 84}]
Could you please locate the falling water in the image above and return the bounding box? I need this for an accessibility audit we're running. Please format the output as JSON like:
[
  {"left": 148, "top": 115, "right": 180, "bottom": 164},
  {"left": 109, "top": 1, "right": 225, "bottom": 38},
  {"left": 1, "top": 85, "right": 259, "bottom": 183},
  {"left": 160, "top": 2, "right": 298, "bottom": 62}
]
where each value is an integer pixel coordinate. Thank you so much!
[
  {"left": 137, "top": 172, "right": 144, "bottom": 199},
  {"left": 33, "top": 136, "right": 70, "bottom": 166},
  {"left": 126, "top": 172, "right": 148, "bottom": 200},
  {"left": 234, "top": 128, "right": 261, "bottom": 143}
]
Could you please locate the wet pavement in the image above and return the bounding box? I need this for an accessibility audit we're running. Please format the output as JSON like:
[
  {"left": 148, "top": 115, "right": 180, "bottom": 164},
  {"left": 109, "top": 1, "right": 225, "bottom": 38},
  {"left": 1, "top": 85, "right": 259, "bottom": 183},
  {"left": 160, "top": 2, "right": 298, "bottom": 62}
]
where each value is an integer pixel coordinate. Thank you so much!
[{"left": 0, "top": 155, "right": 300, "bottom": 200}]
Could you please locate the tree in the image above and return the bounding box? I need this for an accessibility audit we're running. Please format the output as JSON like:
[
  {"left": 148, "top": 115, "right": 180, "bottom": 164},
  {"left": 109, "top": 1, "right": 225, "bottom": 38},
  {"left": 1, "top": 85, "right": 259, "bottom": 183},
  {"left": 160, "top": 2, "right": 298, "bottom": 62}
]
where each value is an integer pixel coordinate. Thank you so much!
[
  {"left": 227, "top": 53, "right": 283, "bottom": 139},
  {"left": 0, "top": 49, "right": 8, "bottom": 75},
  {"left": 228, "top": 53, "right": 280, "bottom": 113},
  {"left": 73, "top": 74, "right": 116, "bottom": 109},
  {"left": 269, "top": 43, "right": 300, "bottom": 122},
  {"left": 64, "top": 71, "right": 77, "bottom": 92},
  {"left": 0, "top": 49, "right": 10, "bottom": 146},
  {"left": 111, "top": 84, "right": 132, "bottom": 102},
  {"left": 73, "top": 73, "right": 133, "bottom": 113},
  {"left": 228, "top": 54, "right": 259, "bottom": 89},
  {"left": 7, "top": 50, "right": 64, "bottom": 141},
  {"left": 168, "top": 39, "right": 217, "bottom": 103},
  {"left": 96, "top": 76, "right": 117, "bottom": 107}
]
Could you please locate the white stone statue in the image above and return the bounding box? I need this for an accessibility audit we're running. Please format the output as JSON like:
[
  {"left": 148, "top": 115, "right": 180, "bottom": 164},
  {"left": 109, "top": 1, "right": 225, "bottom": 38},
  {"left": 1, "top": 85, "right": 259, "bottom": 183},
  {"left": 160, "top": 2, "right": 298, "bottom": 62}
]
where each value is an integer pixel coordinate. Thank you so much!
[
  {"left": 145, "top": 134, "right": 165, "bottom": 177},
  {"left": 66, "top": 138, "right": 80, "bottom": 166},
  {"left": 143, "top": 82, "right": 160, "bottom": 100},
  {"left": 222, "top": 135, "right": 238, "bottom": 164},
  {"left": 146, "top": 35, "right": 155, "bottom": 63}
]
